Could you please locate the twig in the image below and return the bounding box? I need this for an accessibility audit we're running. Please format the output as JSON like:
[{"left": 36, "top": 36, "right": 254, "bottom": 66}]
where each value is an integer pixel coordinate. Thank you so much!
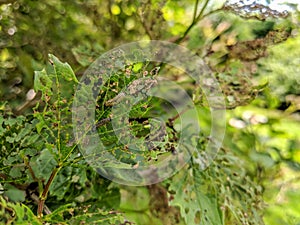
[
  {"left": 29, "top": 191, "right": 52, "bottom": 215},
  {"left": 175, "top": 0, "right": 210, "bottom": 44},
  {"left": 139, "top": 14, "right": 154, "bottom": 40},
  {"left": 23, "top": 156, "right": 39, "bottom": 182},
  {"left": 193, "top": 0, "right": 200, "bottom": 22},
  {"left": 168, "top": 108, "right": 190, "bottom": 124},
  {"left": 37, "top": 166, "right": 61, "bottom": 217}
]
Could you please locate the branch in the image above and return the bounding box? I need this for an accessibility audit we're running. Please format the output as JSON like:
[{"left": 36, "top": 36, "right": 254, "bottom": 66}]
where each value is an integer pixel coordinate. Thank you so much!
[
  {"left": 175, "top": 0, "right": 210, "bottom": 44},
  {"left": 193, "top": 0, "right": 200, "bottom": 22},
  {"left": 37, "top": 166, "right": 61, "bottom": 217},
  {"left": 139, "top": 15, "right": 154, "bottom": 40}
]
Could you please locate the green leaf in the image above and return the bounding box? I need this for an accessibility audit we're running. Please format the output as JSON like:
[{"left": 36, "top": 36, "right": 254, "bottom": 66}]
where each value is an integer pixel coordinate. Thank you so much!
[
  {"left": 4, "top": 117, "right": 19, "bottom": 127},
  {"left": 3, "top": 184, "right": 26, "bottom": 202},
  {"left": 169, "top": 169, "right": 223, "bottom": 225},
  {"left": 43, "top": 203, "right": 76, "bottom": 223},
  {"left": 0, "top": 117, "right": 4, "bottom": 136},
  {"left": 0, "top": 196, "right": 41, "bottom": 225},
  {"left": 21, "top": 133, "right": 40, "bottom": 147},
  {"left": 193, "top": 169, "right": 223, "bottom": 225},
  {"left": 68, "top": 209, "right": 126, "bottom": 225},
  {"left": 119, "top": 187, "right": 150, "bottom": 211},
  {"left": 49, "top": 54, "right": 78, "bottom": 83},
  {"left": 60, "top": 145, "right": 76, "bottom": 162},
  {"left": 49, "top": 167, "right": 72, "bottom": 200},
  {"left": 71, "top": 44, "right": 103, "bottom": 67},
  {"left": 34, "top": 69, "right": 53, "bottom": 95},
  {"left": 11, "top": 204, "right": 41, "bottom": 225},
  {"left": 6, "top": 133, "right": 17, "bottom": 143},
  {"left": 43, "top": 203, "right": 126, "bottom": 225},
  {"left": 36, "top": 120, "right": 46, "bottom": 134},
  {"left": 16, "top": 123, "right": 34, "bottom": 142},
  {"left": 30, "top": 148, "right": 57, "bottom": 179},
  {"left": 8, "top": 167, "right": 23, "bottom": 178}
]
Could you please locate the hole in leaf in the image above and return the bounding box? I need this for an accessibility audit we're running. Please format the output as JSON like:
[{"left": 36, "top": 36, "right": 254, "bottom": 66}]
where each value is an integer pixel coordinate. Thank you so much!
[
  {"left": 185, "top": 208, "right": 189, "bottom": 214},
  {"left": 194, "top": 210, "right": 200, "bottom": 224}
]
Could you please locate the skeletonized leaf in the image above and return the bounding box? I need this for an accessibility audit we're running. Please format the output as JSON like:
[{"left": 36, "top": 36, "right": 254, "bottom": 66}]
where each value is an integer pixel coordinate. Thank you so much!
[
  {"left": 169, "top": 169, "right": 223, "bottom": 225},
  {"left": 43, "top": 203, "right": 127, "bottom": 225}
]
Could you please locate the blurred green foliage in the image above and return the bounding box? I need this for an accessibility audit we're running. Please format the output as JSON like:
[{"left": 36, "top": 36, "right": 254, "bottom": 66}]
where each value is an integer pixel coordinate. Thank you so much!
[{"left": 0, "top": 0, "right": 300, "bottom": 224}]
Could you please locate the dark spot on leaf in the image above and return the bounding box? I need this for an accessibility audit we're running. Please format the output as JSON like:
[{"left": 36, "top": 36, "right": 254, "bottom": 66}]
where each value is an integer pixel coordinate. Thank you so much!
[
  {"left": 194, "top": 211, "right": 200, "bottom": 224},
  {"left": 84, "top": 77, "right": 91, "bottom": 85}
]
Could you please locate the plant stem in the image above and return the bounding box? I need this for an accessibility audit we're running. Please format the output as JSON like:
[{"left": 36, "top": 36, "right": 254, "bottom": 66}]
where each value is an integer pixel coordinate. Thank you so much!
[
  {"left": 194, "top": 0, "right": 210, "bottom": 23},
  {"left": 37, "top": 165, "right": 61, "bottom": 217},
  {"left": 193, "top": 0, "right": 200, "bottom": 21},
  {"left": 175, "top": 0, "right": 210, "bottom": 44},
  {"left": 53, "top": 63, "right": 62, "bottom": 159}
]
